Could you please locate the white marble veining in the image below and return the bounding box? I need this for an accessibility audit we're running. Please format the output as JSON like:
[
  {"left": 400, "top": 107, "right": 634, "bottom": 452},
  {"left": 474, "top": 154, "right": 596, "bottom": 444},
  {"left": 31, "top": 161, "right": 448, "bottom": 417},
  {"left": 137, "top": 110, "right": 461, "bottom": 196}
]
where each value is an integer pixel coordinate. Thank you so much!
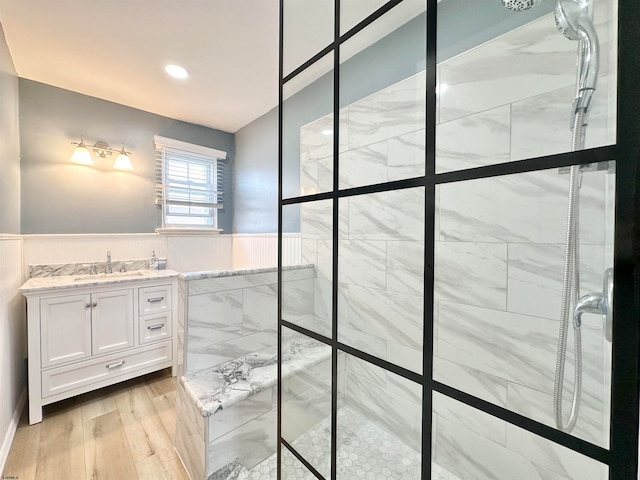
[
  {"left": 435, "top": 242, "right": 508, "bottom": 311},
  {"left": 300, "top": 114, "right": 335, "bottom": 163},
  {"left": 175, "top": 382, "right": 207, "bottom": 480},
  {"left": 341, "top": 284, "right": 423, "bottom": 352},
  {"left": 19, "top": 268, "right": 179, "bottom": 293},
  {"left": 182, "top": 337, "right": 331, "bottom": 417},
  {"left": 387, "top": 128, "right": 425, "bottom": 180},
  {"left": 281, "top": 277, "right": 315, "bottom": 329},
  {"left": 181, "top": 264, "right": 308, "bottom": 283},
  {"left": 208, "top": 408, "right": 277, "bottom": 474},
  {"left": 28, "top": 259, "right": 151, "bottom": 278},
  {"left": 506, "top": 382, "right": 607, "bottom": 448},
  {"left": 506, "top": 423, "right": 607, "bottom": 480},
  {"left": 338, "top": 239, "right": 387, "bottom": 289},
  {"left": 300, "top": 200, "right": 333, "bottom": 238},
  {"left": 345, "top": 358, "right": 422, "bottom": 452},
  {"left": 346, "top": 71, "right": 425, "bottom": 150},
  {"left": 437, "top": 301, "right": 605, "bottom": 412},
  {"left": 437, "top": 168, "right": 606, "bottom": 245},
  {"left": 438, "top": 13, "right": 579, "bottom": 124},
  {"left": 433, "top": 356, "right": 508, "bottom": 408},
  {"left": 242, "top": 284, "right": 277, "bottom": 334},
  {"left": 345, "top": 187, "right": 425, "bottom": 241},
  {"left": 386, "top": 240, "right": 424, "bottom": 296},
  {"left": 386, "top": 341, "right": 422, "bottom": 374},
  {"left": 433, "top": 391, "right": 506, "bottom": 445},
  {"left": 434, "top": 408, "right": 601, "bottom": 480},
  {"left": 338, "top": 324, "right": 387, "bottom": 359},
  {"left": 436, "top": 105, "right": 511, "bottom": 173},
  {"left": 507, "top": 243, "right": 606, "bottom": 325},
  {"left": 339, "top": 140, "right": 388, "bottom": 189}
]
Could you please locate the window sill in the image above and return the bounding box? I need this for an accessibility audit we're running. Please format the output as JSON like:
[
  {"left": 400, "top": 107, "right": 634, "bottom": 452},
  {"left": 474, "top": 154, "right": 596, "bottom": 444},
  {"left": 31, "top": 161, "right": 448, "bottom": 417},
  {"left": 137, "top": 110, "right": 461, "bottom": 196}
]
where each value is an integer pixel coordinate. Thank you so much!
[{"left": 155, "top": 228, "right": 223, "bottom": 236}]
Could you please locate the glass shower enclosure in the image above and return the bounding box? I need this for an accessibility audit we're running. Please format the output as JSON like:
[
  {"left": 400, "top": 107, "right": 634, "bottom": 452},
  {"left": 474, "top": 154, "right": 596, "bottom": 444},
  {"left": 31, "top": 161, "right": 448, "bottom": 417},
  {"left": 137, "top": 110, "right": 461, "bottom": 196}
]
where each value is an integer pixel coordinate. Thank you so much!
[{"left": 278, "top": 0, "right": 639, "bottom": 478}]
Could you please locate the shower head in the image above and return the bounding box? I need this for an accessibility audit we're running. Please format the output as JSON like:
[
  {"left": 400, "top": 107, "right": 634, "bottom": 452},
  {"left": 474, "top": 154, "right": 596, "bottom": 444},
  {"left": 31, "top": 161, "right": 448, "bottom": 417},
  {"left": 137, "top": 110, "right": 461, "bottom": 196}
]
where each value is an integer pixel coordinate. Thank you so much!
[
  {"left": 502, "top": 0, "right": 541, "bottom": 11},
  {"left": 554, "top": 0, "right": 599, "bottom": 112},
  {"left": 555, "top": 0, "right": 590, "bottom": 40}
]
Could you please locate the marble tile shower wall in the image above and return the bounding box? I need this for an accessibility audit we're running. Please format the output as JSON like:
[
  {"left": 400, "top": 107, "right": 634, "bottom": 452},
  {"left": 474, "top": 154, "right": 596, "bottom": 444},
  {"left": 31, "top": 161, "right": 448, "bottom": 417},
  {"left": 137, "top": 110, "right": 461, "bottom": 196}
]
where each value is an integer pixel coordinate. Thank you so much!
[
  {"left": 297, "top": 7, "right": 616, "bottom": 479},
  {"left": 185, "top": 270, "right": 281, "bottom": 376}
]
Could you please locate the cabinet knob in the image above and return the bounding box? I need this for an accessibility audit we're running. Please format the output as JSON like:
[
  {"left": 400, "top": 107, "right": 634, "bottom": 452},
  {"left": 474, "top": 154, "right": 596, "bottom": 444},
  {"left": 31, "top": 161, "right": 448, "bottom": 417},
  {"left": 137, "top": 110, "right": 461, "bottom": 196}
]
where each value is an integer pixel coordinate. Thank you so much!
[
  {"left": 92, "top": 302, "right": 98, "bottom": 308},
  {"left": 85, "top": 303, "right": 91, "bottom": 309}
]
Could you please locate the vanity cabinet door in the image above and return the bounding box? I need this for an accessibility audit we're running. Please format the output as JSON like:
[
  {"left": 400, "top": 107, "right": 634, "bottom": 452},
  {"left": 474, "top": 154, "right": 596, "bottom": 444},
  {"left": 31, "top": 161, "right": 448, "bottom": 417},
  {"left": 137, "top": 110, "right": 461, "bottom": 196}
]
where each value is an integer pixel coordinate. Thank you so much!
[
  {"left": 41, "top": 294, "right": 92, "bottom": 367},
  {"left": 91, "top": 289, "right": 134, "bottom": 356}
]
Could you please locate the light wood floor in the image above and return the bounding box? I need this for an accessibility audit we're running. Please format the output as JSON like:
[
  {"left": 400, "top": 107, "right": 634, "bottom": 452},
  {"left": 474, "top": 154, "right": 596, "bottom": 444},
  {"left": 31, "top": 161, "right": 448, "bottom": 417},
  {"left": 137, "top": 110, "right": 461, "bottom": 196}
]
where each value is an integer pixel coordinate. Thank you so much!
[{"left": 2, "top": 368, "right": 190, "bottom": 480}]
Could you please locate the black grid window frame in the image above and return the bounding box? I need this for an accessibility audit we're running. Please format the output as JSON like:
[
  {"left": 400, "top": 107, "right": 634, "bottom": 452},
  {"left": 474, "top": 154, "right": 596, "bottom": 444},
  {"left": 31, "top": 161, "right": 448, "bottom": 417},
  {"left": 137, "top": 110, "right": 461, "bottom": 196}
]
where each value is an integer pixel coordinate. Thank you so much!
[{"left": 278, "top": 0, "right": 640, "bottom": 478}]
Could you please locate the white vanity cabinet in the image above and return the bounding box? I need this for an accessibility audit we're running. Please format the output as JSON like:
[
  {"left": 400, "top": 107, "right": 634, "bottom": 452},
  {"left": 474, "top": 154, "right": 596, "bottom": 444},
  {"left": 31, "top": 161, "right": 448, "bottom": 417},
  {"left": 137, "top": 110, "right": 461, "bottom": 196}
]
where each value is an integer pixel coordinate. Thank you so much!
[{"left": 21, "top": 273, "right": 179, "bottom": 424}]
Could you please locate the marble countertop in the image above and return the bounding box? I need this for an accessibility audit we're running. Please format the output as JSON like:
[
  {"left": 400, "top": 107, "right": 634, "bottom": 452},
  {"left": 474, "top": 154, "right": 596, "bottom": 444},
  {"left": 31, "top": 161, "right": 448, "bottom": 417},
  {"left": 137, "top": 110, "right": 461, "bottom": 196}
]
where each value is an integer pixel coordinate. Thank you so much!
[
  {"left": 182, "top": 337, "right": 330, "bottom": 417},
  {"left": 19, "top": 269, "right": 180, "bottom": 294},
  {"left": 179, "top": 263, "right": 313, "bottom": 281}
]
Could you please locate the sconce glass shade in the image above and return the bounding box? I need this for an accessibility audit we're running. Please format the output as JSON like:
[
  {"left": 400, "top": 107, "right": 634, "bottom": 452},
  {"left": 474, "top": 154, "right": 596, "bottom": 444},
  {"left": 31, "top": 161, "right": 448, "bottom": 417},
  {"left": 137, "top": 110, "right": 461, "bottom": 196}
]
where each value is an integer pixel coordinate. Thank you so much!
[
  {"left": 70, "top": 144, "right": 93, "bottom": 165},
  {"left": 113, "top": 150, "right": 133, "bottom": 170}
]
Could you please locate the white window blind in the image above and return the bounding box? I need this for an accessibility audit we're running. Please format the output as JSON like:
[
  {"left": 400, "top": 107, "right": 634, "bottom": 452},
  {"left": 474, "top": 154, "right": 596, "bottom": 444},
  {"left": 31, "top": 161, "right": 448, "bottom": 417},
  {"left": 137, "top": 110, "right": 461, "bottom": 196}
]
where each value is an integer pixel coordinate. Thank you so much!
[{"left": 154, "top": 136, "right": 227, "bottom": 229}]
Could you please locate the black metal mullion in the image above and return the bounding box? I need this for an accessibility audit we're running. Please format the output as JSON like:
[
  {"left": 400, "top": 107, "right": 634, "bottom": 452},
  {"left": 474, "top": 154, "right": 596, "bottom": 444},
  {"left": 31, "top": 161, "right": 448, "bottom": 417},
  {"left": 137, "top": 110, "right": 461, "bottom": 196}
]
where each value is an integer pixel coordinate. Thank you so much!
[
  {"left": 337, "top": 0, "right": 405, "bottom": 45},
  {"left": 282, "top": 440, "right": 327, "bottom": 479},
  {"left": 435, "top": 145, "right": 616, "bottom": 185},
  {"left": 282, "top": 319, "right": 332, "bottom": 348},
  {"left": 434, "top": 381, "right": 610, "bottom": 464},
  {"left": 331, "top": 0, "right": 340, "bottom": 477},
  {"left": 282, "top": 145, "right": 616, "bottom": 206},
  {"left": 283, "top": 44, "right": 337, "bottom": 84},
  {"left": 423, "top": 0, "right": 438, "bottom": 476},
  {"left": 337, "top": 341, "right": 422, "bottom": 385},
  {"left": 609, "top": 0, "right": 640, "bottom": 476},
  {"left": 277, "top": 0, "right": 284, "bottom": 478}
]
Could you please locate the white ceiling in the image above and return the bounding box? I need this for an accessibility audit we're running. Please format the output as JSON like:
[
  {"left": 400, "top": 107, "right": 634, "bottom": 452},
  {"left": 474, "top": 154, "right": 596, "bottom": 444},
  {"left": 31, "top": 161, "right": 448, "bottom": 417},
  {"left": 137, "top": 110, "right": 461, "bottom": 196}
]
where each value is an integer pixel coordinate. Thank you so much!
[{"left": 0, "top": 0, "right": 280, "bottom": 133}]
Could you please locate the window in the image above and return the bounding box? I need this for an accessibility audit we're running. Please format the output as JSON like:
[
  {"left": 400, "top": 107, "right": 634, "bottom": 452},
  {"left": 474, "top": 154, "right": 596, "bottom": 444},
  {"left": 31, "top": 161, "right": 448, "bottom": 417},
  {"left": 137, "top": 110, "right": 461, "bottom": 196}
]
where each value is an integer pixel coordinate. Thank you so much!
[{"left": 154, "top": 136, "right": 226, "bottom": 230}]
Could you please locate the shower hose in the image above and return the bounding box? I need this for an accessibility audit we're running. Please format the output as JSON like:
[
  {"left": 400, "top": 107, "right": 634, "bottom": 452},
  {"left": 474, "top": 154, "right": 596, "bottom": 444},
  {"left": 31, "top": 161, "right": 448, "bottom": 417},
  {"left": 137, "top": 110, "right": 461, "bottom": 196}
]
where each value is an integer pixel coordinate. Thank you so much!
[{"left": 553, "top": 108, "right": 586, "bottom": 433}]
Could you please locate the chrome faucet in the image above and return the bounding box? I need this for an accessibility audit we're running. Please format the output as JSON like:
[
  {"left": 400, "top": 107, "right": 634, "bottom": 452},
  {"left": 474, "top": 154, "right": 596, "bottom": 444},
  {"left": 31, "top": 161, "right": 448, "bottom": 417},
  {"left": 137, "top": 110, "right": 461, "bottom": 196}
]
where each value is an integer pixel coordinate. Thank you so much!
[{"left": 106, "top": 251, "right": 112, "bottom": 274}]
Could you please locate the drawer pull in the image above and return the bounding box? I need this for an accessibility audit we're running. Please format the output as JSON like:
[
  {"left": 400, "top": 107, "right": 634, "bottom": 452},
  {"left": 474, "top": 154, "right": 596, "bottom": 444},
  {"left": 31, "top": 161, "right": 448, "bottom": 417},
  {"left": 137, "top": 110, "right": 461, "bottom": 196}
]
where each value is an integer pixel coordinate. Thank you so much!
[
  {"left": 147, "top": 324, "right": 164, "bottom": 331},
  {"left": 147, "top": 297, "right": 164, "bottom": 303},
  {"left": 106, "top": 361, "right": 125, "bottom": 369}
]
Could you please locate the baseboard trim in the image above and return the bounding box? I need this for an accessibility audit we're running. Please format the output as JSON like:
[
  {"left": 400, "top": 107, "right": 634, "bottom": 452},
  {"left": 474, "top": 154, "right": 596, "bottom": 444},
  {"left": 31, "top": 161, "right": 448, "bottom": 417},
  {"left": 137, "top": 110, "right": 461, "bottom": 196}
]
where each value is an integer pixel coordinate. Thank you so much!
[{"left": 0, "top": 388, "right": 27, "bottom": 474}]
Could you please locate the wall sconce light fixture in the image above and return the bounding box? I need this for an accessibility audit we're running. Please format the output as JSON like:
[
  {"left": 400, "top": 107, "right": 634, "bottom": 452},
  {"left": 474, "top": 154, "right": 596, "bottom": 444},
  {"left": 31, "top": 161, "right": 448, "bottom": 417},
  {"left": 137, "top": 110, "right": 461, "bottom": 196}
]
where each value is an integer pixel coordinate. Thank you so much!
[{"left": 70, "top": 136, "right": 134, "bottom": 170}]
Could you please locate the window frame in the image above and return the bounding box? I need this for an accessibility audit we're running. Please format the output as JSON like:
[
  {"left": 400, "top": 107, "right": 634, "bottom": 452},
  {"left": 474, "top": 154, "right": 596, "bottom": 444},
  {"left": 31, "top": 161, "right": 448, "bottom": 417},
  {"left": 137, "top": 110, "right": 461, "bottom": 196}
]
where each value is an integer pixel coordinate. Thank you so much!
[{"left": 154, "top": 135, "right": 227, "bottom": 232}]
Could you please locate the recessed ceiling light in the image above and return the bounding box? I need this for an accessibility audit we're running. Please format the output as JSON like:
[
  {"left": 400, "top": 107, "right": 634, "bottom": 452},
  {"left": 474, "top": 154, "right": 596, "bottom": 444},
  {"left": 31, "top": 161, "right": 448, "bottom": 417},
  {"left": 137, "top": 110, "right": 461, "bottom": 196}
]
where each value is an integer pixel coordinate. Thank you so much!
[{"left": 165, "top": 64, "right": 189, "bottom": 79}]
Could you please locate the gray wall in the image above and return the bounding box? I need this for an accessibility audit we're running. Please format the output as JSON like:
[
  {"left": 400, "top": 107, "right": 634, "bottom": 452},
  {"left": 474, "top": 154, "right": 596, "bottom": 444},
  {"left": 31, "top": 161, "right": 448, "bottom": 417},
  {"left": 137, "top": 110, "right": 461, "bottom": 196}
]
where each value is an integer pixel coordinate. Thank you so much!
[
  {"left": 0, "top": 24, "right": 20, "bottom": 234},
  {"left": 233, "top": 107, "right": 279, "bottom": 233},
  {"left": 19, "top": 80, "right": 235, "bottom": 234},
  {"left": 0, "top": 23, "right": 26, "bottom": 475}
]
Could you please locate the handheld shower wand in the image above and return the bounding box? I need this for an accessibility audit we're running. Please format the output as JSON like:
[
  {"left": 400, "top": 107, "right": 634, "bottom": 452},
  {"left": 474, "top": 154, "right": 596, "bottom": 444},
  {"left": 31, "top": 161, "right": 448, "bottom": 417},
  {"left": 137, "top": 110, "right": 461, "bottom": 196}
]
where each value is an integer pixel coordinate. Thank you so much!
[
  {"left": 552, "top": 0, "right": 601, "bottom": 434},
  {"left": 555, "top": 0, "right": 600, "bottom": 116},
  {"left": 501, "top": 0, "right": 603, "bottom": 434}
]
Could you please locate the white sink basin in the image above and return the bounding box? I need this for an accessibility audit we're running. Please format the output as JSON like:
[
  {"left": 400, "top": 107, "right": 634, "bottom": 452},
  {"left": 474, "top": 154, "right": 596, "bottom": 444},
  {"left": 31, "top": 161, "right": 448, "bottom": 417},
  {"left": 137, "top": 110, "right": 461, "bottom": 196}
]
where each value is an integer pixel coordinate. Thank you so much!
[{"left": 73, "top": 271, "right": 147, "bottom": 282}]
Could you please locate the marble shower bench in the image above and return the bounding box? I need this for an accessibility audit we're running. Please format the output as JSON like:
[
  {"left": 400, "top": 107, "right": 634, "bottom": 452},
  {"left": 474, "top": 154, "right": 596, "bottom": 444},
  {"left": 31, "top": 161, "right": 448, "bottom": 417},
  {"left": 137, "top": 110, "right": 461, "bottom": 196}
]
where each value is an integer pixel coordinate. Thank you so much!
[{"left": 174, "top": 265, "right": 329, "bottom": 480}]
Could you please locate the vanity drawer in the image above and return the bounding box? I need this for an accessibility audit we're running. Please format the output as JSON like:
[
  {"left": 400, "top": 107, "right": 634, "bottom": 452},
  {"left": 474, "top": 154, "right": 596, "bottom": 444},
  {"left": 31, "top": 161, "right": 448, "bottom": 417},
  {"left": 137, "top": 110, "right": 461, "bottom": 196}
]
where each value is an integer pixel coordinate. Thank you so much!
[
  {"left": 139, "top": 312, "right": 172, "bottom": 344},
  {"left": 42, "top": 341, "right": 172, "bottom": 398},
  {"left": 139, "top": 285, "right": 171, "bottom": 315}
]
